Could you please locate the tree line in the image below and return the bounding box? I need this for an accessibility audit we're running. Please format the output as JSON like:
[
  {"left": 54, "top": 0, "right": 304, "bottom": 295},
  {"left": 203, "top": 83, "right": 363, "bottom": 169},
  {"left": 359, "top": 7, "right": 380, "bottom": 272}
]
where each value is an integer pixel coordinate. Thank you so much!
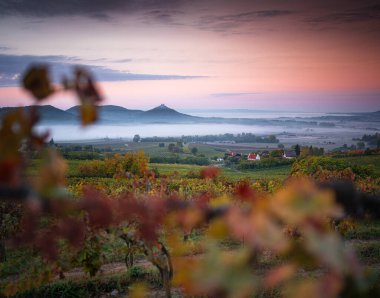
[{"left": 140, "top": 133, "right": 279, "bottom": 143}]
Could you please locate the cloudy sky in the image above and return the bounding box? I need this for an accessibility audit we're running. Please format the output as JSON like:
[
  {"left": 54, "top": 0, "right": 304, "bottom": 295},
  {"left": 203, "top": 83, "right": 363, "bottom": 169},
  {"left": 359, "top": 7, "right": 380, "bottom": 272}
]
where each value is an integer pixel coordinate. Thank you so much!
[{"left": 0, "top": 0, "right": 379, "bottom": 111}]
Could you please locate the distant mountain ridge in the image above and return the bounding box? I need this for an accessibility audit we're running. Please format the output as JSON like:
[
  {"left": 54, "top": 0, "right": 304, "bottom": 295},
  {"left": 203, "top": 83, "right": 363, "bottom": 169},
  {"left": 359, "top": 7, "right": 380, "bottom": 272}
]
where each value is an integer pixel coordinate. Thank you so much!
[
  {"left": 66, "top": 105, "right": 144, "bottom": 122},
  {"left": 0, "top": 104, "right": 200, "bottom": 124},
  {"left": 0, "top": 105, "right": 77, "bottom": 123},
  {"left": 1, "top": 104, "right": 379, "bottom": 125}
]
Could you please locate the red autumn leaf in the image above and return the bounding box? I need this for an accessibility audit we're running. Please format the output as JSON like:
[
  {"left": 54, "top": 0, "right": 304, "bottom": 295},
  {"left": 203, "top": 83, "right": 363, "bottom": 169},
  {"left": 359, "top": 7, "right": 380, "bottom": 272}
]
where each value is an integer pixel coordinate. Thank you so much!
[
  {"left": 11, "top": 212, "right": 37, "bottom": 246},
  {"left": 0, "top": 158, "right": 23, "bottom": 185},
  {"left": 200, "top": 167, "right": 220, "bottom": 179},
  {"left": 58, "top": 218, "right": 86, "bottom": 247},
  {"left": 81, "top": 187, "right": 114, "bottom": 229},
  {"left": 235, "top": 181, "right": 256, "bottom": 201}
]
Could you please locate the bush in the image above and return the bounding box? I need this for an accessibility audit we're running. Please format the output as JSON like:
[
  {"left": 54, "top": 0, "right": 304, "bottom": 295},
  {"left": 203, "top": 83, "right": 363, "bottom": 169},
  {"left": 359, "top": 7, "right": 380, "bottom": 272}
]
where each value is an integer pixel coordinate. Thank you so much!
[
  {"left": 12, "top": 274, "right": 132, "bottom": 298},
  {"left": 291, "top": 156, "right": 374, "bottom": 178},
  {"left": 78, "top": 152, "right": 149, "bottom": 178}
]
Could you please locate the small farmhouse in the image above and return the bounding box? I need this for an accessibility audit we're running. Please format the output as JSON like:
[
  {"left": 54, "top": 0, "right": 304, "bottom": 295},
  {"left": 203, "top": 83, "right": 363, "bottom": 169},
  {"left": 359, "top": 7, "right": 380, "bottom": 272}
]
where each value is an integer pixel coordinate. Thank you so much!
[
  {"left": 227, "top": 151, "right": 237, "bottom": 157},
  {"left": 283, "top": 150, "right": 297, "bottom": 159},
  {"left": 247, "top": 153, "right": 261, "bottom": 161},
  {"left": 226, "top": 152, "right": 242, "bottom": 157},
  {"left": 225, "top": 152, "right": 242, "bottom": 160}
]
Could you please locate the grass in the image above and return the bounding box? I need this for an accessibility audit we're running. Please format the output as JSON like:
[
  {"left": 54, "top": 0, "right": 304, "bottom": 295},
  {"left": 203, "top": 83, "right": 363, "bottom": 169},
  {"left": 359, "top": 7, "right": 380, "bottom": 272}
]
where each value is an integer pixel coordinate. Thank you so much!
[
  {"left": 344, "top": 220, "right": 380, "bottom": 240},
  {"left": 0, "top": 249, "right": 43, "bottom": 279},
  {"left": 351, "top": 241, "right": 380, "bottom": 264},
  {"left": 59, "top": 159, "right": 291, "bottom": 181},
  {"left": 221, "top": 165, "right": 291, "bottom": 180},
  {"left": 150, "top": 163, "right": 203, "bottom": 176},
  {"left": 336, "top": 155, "right": 380, "bottom": 177},
  {"left": 188, "top": 143, "right": 227, "bottom": 158},
  {"left": 9, "top": 269, "right": 160, "bottom": 298},
  {"left": 343, "top": 220, "right": 380, "bottom": 265},
  {"left": 29, "top": 147, "right": 380, "bottom": 182},
  {"left": 28, "top": 159, "right": 83, "bottom": 177},
  {"left": 150, "top": 163, "right": 291, "bottom": 180},
  {"left": 87, "top": 140, "right": 274, "bottom": 159}
]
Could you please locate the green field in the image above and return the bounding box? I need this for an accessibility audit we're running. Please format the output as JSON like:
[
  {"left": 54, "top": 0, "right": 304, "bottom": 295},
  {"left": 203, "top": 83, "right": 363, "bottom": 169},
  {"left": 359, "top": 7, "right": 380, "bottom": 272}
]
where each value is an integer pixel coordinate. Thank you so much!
[
  {"left": 64, "top": 160, "right": 291, "bottom": 180},
  {"left": 337, "top": 155, "right": 380, "bottom": 176},
  {"left": 150, "top": 163, "right": 291, "bottom": 180},
  {"left": 221, "top": 164, "right": 291, "bottom": 179},
  {"left": 29, "top": 154, "right": 292, "bottom": 180},
  {"left": 94, "top": 141, "right": 227, "bottom": 159},
  {"left": 120, "top": 142, "right": 277, "bottom": 158},
  {"left": 29, "top": 151, "right": 380, "bottom": 181}
]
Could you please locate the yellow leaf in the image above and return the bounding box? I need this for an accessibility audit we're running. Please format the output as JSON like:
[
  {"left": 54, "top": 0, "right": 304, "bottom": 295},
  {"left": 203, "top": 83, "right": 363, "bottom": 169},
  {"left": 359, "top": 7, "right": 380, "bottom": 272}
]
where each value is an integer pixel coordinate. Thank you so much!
[
  {"left": 80, "top": 103, "right": 98, "bottom": 126},
  {"left": 129, "top": 283, "right": 148, "bottom": 298}
]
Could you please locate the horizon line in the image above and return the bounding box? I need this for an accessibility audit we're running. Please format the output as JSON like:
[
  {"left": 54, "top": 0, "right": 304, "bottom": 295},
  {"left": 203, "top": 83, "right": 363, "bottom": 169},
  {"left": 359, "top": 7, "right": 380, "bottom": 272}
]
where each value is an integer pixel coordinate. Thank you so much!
[{"left": 0, "top": 103, "right": 379, "bottom": 114}]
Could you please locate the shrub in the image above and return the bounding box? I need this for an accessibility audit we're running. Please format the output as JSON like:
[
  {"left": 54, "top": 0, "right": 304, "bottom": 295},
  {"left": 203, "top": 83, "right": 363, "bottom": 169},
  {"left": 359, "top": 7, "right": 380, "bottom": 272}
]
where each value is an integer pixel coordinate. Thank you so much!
[{"left": 78, "top": 152, "right": 149, "bottom": 178}]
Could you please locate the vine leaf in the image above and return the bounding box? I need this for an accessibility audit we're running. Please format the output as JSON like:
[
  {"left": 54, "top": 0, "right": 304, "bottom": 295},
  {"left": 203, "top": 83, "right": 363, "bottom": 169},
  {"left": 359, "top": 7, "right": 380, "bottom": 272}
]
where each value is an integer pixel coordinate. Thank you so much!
[
  {"left": 22, "top": 65, "right": 54, "bottom": 100},
  {"left": 74, "top": 68, "right": 103, "bottom": 126}
]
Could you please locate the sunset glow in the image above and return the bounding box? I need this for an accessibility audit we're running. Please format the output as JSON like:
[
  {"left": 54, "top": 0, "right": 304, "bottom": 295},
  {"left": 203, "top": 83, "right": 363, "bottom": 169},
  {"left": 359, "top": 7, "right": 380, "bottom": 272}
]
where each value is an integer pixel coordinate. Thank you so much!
[{"left": 0, "top": 0, "right": 379, "bottom": 111}]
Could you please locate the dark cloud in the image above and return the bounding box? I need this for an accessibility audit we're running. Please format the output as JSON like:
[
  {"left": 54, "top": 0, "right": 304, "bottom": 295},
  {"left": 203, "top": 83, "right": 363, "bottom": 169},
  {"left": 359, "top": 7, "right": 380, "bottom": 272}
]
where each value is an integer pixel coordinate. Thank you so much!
[
  {"left": 89, "top": 13, "right": 112, "bottom": 22},
  {"left": 0, "top": 54, "right": 205, "bottom": 87},
  {"left": 307, "top": 4, "right": 380, "bottom": 26},
  {"left": 197, "top": 9, "right": 293, "bottom": 33},
  {"left": 111, "top": 58, "right": 133, "bottom": 63},
  {"left": 143, "top": 9, "right": 185, "bottom": 26},
  {"left": 1, "top": 0, "right": 379, "bottom": 36},
  {"left": 0, "top": 0, "right": 183, "bottom": 18},
  {"left": 0, "top": 46, "right": 11, "bottom": 51}
]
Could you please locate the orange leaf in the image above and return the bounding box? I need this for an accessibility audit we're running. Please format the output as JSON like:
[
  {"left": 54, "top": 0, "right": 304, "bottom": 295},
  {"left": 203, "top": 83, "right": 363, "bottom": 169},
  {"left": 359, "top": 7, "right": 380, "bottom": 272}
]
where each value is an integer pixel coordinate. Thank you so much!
[
  {"left": 264, "top": 264, "right": 296, "bottom": 288},
  {"left": 80, "top": 103, "right": 98, "bottom": 126}
]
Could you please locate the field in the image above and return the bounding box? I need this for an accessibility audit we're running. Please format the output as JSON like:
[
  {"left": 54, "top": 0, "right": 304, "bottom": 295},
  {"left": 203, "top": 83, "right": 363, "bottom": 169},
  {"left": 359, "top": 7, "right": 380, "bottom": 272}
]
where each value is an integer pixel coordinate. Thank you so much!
[
  {"left": 59, "top": 140, "right": 279, "bottom": 158},
  {"left": 3, "top": 147, "right": 380, "bottom": 297},
  {"left": 337, "top": 155, "right": 380, "bottom": 176},
  {"left": 29, "top": 159, "right": 291, "bottom": 180}
]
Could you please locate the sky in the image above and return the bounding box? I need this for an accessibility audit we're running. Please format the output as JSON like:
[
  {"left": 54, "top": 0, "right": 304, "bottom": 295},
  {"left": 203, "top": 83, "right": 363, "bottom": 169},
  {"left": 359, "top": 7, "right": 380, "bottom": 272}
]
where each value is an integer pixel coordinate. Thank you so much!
[{"left": 0, "top": 0, "right": 379, "bottom": 112}]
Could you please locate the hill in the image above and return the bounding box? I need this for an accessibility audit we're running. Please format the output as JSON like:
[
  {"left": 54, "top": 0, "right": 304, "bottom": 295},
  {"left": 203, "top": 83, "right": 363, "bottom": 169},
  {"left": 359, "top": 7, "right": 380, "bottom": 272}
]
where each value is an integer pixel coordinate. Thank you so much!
[
  {"left": 138, "top": 104, "right": 198, "bottom": 123},
  {"left": 66, "top": 105, "right": 143, "bottom": 122},
  {"left": 0, "top": 105, "right": 76, "bottom": 123},
  {"left": 0, "top": 104, "right": 199, "bottom": 124},
  {"left": 1, "top": 104, "right": 379, "bottom": 126}
]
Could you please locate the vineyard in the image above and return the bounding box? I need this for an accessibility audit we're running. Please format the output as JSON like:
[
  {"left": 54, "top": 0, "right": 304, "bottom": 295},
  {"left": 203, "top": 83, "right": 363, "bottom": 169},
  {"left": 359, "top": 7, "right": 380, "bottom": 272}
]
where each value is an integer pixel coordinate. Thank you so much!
[{"left": 1, "top": 66, "right": 380, "bottom": 298}]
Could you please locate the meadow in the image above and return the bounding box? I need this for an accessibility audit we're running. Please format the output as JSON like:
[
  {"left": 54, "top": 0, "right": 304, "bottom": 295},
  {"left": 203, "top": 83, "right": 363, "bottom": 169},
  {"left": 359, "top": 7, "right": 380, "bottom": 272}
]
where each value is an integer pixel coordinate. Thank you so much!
[{"left": 3, "top": 149, "right": 378, "bottom": 297}]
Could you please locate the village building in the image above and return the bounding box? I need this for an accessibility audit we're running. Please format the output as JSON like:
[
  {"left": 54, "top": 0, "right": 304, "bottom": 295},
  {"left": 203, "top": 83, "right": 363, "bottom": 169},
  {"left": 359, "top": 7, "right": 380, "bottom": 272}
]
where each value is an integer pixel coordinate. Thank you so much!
[
  {"left": 283, "top": 150, "right": 297, "bottom": 159},
  {"left": 247, "top": 153, "right": 261, "bottom": 161}
]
